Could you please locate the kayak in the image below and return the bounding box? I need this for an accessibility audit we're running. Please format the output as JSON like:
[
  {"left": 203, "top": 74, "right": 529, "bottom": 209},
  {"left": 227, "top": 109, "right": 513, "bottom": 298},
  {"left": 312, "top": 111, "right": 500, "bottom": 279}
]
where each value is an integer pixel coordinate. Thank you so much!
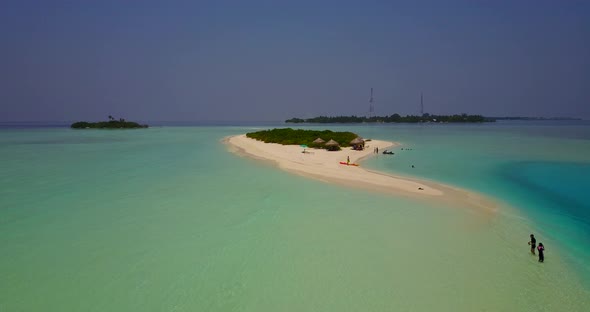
[{"left": 339, "top": 162, "right": 359, "bottom": 166}]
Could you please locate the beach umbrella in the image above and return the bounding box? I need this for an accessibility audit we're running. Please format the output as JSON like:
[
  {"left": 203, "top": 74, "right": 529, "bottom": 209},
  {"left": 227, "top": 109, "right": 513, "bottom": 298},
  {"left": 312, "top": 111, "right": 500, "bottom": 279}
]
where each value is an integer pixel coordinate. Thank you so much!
[
  {"left": 313, "top": 138, "right": 325, "bottom": 144},
  {"left": 350, "top": 137, "right": 364, "bottom": 145},
  {"left": 325, "top": 139, "right": 340, "bottom": 151},
  {"left": 325, "top": 139, "right": 339, "bottom": 146},
  {"left": 300, "top": 144, "right": 308, "bottom": 148}
]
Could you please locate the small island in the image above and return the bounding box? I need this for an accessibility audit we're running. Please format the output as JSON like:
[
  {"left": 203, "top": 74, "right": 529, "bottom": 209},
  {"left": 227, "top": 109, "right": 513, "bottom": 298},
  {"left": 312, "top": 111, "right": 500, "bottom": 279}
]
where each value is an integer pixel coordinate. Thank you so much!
[
  {"left": 246, "top": 128, "right": 360, "bottom": 151},
  {"left": 226, "top": 131, "right": 450, "bottom": 197},
  {"left": 71, "top": 116, "right": 148, "bottom": 129},
  {"left": 490, "top": 116, "right": 582, "bottom": 121}
]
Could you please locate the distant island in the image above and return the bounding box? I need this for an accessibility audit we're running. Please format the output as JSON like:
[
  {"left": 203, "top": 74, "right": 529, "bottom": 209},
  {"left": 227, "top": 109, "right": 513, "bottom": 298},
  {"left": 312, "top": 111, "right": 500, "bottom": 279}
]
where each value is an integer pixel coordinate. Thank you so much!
[
  {"left": 286, "top": 114, "right": 493, "bottom": 124},
  {"left": 247, "top": 128, "right": 359, "bottom": 151},
  {"left": 71, "top": 116, "right": 148, "bottom": 129},
  {"left": 490, "top": 116, "right": 582, "bottom": 121}
]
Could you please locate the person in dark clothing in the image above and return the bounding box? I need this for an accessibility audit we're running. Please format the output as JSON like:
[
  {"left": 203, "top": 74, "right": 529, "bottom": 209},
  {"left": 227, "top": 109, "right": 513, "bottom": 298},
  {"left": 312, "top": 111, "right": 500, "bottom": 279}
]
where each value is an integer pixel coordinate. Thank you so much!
[
  {"left": 537, "top": 243, "right": 545, "bottom": 262},
  {"left": 528, "top": 234, "right": 536, "bottom": 255}
]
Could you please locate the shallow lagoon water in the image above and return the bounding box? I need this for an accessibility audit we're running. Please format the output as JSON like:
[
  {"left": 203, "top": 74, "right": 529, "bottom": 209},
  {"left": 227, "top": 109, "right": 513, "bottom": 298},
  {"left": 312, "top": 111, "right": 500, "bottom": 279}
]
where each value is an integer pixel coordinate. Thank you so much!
[{"left": 1, "top": 123, "right": 589, "bottom": 311}]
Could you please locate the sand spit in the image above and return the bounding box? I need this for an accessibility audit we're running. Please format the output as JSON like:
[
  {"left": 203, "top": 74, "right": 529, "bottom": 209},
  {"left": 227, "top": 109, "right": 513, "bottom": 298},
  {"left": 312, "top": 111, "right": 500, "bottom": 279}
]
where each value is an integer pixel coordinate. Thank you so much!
[{"left": 225, "top": 134, "right": 498, "bottom": 214}]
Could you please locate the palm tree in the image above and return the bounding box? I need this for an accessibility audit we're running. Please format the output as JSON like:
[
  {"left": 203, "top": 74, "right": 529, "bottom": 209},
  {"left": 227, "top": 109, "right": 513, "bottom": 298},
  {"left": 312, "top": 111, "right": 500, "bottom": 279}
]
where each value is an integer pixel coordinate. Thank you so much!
[{"left": 108, "top": 115, "right": 114, "bottom": 121}]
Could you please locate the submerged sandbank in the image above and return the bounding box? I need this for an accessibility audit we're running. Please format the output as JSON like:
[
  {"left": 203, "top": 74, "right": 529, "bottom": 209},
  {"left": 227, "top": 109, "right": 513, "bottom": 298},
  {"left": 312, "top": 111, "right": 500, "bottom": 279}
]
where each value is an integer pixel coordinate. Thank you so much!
[{"left": 225, "top": 134, "right": 498, "bottom": 214}]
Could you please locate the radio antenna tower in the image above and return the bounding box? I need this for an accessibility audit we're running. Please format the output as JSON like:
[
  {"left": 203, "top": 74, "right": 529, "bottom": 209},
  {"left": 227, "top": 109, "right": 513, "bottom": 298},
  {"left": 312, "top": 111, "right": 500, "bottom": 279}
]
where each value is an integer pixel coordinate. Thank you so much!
[
  {"left": 369, "top": 88, "right": 374, "bottom": 118},
  {"left": 420, "top": 92, "right": 424, "bottom": 116}
]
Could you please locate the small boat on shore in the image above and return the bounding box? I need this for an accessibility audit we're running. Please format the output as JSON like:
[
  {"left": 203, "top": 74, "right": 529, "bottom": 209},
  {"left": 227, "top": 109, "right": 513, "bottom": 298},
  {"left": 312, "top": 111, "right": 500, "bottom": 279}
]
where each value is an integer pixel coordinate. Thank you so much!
[{"left": 339, "top": 162, "right": 359, "bottom": 166}]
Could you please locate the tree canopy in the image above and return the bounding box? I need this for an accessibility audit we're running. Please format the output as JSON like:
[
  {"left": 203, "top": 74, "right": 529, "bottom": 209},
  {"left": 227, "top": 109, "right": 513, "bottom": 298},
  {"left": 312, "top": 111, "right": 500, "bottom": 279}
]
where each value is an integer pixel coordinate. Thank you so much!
[
  {"left": 71, "top": 117, "right": 148, "bottom": 129},
  {"left": 246, "top": 128, "right": 359, "bottom": 149},
  {"left": 286, "top": 114, "right": 493, "bottom": 123}
]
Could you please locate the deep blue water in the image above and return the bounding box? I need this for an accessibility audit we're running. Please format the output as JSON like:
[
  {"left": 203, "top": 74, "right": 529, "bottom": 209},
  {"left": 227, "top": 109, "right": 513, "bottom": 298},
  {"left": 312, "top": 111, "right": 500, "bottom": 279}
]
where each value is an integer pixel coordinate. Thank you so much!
[
  {"left": 500, "top": 161, "right": 590, "bottom": 271},
  {"left": 505, "top": 161, "right": 590, "bottom": 227}
]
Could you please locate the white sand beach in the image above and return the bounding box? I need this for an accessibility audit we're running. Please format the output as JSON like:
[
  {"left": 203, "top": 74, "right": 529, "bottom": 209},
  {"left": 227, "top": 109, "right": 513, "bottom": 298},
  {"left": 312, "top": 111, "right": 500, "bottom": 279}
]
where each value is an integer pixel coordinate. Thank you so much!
[{"left": 226, "top": 134, "right": 499, "bottom": 214}]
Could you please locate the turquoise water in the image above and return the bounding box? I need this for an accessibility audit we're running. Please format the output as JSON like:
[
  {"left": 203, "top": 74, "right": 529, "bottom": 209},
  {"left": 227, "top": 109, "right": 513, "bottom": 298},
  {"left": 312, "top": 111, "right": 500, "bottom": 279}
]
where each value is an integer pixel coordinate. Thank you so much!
[
  {"left": 361, "top": 121, "right": 590, "bottom": 283},
  {"left": 1, "top": 123, "right": 589, "bottom": 311}
]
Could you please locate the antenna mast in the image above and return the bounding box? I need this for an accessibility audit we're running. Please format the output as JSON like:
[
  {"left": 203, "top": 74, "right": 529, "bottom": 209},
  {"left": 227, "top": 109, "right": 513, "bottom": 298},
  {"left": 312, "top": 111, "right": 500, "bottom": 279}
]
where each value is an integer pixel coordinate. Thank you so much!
[
  {"left": 369, "top": 88, "right": 374, "bottom": 118},
  {"left": 420, "top": 92, "right": 424, "bottom": 116}
]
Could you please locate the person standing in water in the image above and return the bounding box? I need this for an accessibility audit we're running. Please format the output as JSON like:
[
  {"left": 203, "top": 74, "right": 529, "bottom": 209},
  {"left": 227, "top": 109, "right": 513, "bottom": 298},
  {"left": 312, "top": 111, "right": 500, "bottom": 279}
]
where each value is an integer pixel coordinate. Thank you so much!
[
  {"left": 537, "top": 243, "right": 545, "bottom": 262},
  {"left": 528, "top": 234, "right": 536, "bottom": 255}
]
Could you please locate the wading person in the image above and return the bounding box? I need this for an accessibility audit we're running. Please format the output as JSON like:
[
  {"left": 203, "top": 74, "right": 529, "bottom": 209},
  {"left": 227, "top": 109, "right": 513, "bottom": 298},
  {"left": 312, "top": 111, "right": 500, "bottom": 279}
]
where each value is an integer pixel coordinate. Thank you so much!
[
  {"left": 528, "top": 234, "right": 536, "bottom": 255},
  {"left": 537, "top": 243, "right": 545, "bottom": 262}
]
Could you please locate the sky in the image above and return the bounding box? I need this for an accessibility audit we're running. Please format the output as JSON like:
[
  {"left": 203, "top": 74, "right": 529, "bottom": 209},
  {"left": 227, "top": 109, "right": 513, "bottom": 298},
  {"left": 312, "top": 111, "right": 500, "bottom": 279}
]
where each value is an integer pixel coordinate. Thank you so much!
[{"left": 1, "top": 0, "right": 589, "bottom": 122}]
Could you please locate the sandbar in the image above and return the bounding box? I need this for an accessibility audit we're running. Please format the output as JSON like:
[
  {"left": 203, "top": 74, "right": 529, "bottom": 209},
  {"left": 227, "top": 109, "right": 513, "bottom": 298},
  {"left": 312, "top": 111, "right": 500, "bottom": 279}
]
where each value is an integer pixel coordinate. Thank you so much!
[{"left": 225, "top": 134, "right": 498, "bottom": 214}]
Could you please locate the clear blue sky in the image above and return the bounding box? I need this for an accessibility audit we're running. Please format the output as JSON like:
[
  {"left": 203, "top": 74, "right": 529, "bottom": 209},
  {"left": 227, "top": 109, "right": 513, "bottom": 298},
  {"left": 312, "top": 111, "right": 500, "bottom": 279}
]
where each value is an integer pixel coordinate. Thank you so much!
[{"left": 1, "top": 0, "right": 589, "bottom": 122}]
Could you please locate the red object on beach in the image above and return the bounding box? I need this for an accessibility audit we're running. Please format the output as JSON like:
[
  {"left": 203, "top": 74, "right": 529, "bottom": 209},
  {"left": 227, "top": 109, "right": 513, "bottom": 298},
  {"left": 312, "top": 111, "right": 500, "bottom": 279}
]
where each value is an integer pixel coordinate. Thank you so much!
[{"left": 339, "top": 162, "right": 359, "bottom": 166}]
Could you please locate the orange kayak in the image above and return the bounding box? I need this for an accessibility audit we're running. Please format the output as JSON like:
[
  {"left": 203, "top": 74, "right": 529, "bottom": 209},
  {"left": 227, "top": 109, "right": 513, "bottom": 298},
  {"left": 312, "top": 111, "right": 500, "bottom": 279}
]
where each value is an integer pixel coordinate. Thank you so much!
[{"left": 339, "top": 162, "right": 359, "bottom": 166}]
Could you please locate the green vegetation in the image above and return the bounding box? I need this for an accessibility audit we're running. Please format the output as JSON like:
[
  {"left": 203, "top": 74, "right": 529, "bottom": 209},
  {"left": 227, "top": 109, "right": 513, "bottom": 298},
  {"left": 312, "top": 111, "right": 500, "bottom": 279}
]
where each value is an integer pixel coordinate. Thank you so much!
[
  {"left": 491, "top": 116, "right": 581, "bottom": 121},
  {"left": 286, "top": 113, "right": 493, "bottom": 123},
  {"left": 285, "top": 117, "right": 305, "bottom": 123},
  {"left": 246, "top": 128, "right": 359, "bottom": 150},
  {"left": 71, "top": 116, "right": 148, "bottom": 129}
]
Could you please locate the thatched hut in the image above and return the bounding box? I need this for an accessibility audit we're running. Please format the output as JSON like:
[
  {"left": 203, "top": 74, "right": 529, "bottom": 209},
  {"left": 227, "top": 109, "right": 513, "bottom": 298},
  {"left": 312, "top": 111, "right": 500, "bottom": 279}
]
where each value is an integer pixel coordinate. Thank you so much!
[
  {"left": 350, "top": 137, "right": 365, "bottom": 150},
  {"left": 325, "top": 139, "right": 340, "bottom": 151},
  {"left": 313, "top": 137, "right": 325, "bottom": 144}
]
